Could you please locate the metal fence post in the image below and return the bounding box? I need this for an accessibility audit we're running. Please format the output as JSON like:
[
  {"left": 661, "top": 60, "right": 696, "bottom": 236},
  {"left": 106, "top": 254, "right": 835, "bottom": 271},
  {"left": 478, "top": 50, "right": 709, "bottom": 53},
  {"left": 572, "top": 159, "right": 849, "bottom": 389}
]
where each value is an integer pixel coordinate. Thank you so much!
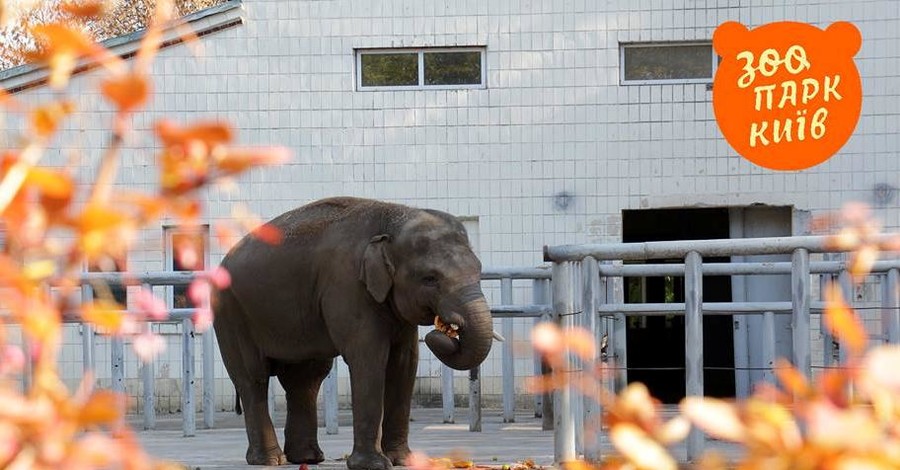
[
  {"left": 441, "top": 365, "right": 454, "bottom": 423},
  {"left": 762, "top": 311, "right": 776, "bottom": 385},
  {"left": 111, "top": 336, "right": 125, "bottom": 394},
  {"left": 609, "top": 268, "right": 627, "bottom": 392},
  {"left": 821, "top": 274, "right": 836, "bottom": 367},
  {"left": 532, "top": 279, "right": 547, "bottom": 419},
  {"left": 468, "top": 366, "right": 481, "bottom": 432},
  {"left": 838, "top": 269, "right": 853, "bottom": 366},
  {"left": 791, "top": 248, "right": 811, "bottom": 379},
  {"left": 582, "top": 257, "right": 602, "bottom": 462},
  {"left": 551, "top": 261, "right": 577, "bottom": 464},
  {"left": 202, "top": 328, "right": 216, "bottom": 429},
  {"left": 501, "top": 277, "right": 515, "bottom": 423},
  {"left": 81, "top": 284, "right": 96, "bottom": 381},
  {"left": 324, "top": 358, "right": 339, "bottom": 434},
  {"left": 684, "top": 251, "right": 704, "bottom": 461},
  {"left": 182, "top": 318, "right": 196, "bottom": 437},
  {"left": 884, "top": 269, "right": 900, "bottom": 344},
  {"left": 141, "top": 285, "right": 155, "bottom": 430},
  {"left": 268, "top": 380, "right": 276, "bottom": 419}
]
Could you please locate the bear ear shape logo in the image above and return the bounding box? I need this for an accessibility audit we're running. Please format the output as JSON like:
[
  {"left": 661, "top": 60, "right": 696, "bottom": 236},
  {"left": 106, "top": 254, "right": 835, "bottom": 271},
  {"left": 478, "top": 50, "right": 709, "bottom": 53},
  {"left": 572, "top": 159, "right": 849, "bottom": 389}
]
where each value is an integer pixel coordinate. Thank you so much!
[
  {"left": 712, "top": 21, "right": 750, "bottom": 57},
  {"left": 825, "top": 21, "right": 862, "bottom": 57}
]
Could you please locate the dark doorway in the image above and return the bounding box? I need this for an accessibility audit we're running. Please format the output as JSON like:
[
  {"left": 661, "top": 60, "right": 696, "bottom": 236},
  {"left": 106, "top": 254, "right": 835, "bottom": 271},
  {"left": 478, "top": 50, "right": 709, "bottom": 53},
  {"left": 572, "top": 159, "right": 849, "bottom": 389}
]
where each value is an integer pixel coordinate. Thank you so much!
[{"left": 622, "top": 208, "right": 735, "bottom": 403}]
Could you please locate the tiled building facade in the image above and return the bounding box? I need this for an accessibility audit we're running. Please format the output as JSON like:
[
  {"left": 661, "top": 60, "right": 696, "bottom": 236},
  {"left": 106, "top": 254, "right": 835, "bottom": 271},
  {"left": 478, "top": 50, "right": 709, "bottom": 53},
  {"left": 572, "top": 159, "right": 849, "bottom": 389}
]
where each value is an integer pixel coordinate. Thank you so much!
[{"left": 2, "top": 0, "right": 899, "bottom": 412}]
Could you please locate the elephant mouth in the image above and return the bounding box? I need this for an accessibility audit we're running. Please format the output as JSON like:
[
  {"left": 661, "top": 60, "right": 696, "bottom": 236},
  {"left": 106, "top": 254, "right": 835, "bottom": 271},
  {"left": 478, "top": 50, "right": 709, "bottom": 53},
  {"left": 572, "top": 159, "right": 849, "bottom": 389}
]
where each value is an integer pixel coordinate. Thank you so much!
[
  {"left": 433, "top": 315, "right": 505, "bottom": 342},
  {"left": 434, "top": 315, "right": 460, "bottom": 338}
]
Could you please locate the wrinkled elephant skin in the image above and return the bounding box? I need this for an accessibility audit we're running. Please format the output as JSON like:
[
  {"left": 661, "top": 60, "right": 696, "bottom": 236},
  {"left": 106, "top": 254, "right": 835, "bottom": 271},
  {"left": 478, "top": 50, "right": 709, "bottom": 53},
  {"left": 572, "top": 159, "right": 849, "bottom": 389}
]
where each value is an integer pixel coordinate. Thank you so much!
[{"left": 213, "top": 197, "right": 493, "bottom": 469}]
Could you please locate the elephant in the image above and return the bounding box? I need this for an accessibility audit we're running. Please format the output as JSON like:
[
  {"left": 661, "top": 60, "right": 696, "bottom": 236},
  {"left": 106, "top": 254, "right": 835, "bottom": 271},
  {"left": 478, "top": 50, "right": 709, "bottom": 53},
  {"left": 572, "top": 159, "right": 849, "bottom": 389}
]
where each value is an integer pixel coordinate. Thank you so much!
[{"left": 213, "top": 197, "right": 494, "bottom": 468}]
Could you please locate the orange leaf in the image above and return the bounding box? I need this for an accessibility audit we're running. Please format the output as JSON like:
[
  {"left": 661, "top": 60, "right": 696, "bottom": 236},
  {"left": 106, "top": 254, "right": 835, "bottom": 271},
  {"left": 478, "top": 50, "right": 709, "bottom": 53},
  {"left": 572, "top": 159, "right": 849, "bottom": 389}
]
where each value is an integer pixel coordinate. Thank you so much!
[
  {"left": 773, "top": 359, "right": 810, "bottom": 396},
  {"left": 30, "top": 23, "right": 103, "bottom": 88},
  {"left": 155, "top": 120, "right": 233, "bottom": 148},
  {"left": 680, "top": 397, "right": 745, "bottom": 442},
  {"left": 82, "top": 300, "right": 125, "bottom": 333},
  {"left": 850, "top": 244, "right": 878, "bottom": 281},
  {"left": 79, "top": 390, "right": 124, "bottom": 426},
  {"left": 823, "top": 283, "right": 867, "bottom": 356},
  {"left": 609, "top": 423, "right": 677, "bottom": 470},
  {"left": 565, "top": 327, "right": 597, "bottom": 361},
  {"left": 75, "top": 204, "right": 128, "bottom": 232},
  {"left": 101, "top": 73, "right": 151, "bottom": 113},
  {"left": 25, "top": 167, "right": 73, "bottom": 199},
  {"left": 217, "top": 147, "right": 290, "bottom": 173},
  {"left": 30, "top": 101, "right": 75, "bottom": 138},
  {"left": 61, "top": 0, "right": 106, "bottom": 18}
]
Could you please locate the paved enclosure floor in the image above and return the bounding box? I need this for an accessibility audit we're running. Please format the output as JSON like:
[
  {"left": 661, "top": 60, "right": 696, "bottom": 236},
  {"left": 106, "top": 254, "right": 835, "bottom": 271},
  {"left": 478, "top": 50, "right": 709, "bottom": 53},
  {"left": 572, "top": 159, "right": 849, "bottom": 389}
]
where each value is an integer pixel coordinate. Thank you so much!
[{"left": 135, "top": 408, "right": 742, "bottom": 469}]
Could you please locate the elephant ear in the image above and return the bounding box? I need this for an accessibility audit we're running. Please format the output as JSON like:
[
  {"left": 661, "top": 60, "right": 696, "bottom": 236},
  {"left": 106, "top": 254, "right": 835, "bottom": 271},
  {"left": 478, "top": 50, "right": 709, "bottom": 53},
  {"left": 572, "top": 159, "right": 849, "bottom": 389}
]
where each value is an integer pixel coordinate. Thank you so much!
[{"left": 360, "top": 234, "right": 394, "bottom": 303}]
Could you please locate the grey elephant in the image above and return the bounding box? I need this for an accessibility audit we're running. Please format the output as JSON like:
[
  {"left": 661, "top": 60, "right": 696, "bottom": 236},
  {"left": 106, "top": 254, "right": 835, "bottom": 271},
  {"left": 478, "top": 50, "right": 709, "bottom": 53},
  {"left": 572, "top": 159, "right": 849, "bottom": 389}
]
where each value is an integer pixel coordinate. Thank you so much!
[{"left": 213, "top": 197, "right": 494, "bottom": 468}]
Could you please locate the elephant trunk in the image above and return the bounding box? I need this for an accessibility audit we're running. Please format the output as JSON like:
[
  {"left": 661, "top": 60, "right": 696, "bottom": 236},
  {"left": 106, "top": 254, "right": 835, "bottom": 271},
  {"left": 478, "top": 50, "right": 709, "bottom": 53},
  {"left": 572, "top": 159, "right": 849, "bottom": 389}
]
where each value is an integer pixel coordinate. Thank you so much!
[{"left": 425, "top": 283, "right": 493, "bottom": 371}]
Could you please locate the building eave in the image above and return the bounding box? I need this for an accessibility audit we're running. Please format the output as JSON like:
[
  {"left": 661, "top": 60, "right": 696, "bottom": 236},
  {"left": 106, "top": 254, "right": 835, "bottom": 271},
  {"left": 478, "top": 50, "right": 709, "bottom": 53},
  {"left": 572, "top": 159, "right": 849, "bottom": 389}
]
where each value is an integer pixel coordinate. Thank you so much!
[{"left": 0, "top": 0, "right": 244, "bottom": 93}]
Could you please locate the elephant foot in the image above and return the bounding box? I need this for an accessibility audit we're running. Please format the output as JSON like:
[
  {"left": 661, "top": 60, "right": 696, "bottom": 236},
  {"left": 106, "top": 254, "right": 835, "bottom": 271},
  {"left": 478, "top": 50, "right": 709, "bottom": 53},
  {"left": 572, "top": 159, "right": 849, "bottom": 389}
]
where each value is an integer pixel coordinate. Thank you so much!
[
  {"left": 384, "top": 446, "right": 411, "bottom": 466},
  {"left": 246, "top": 445, "right": 287, "bottom": 466},
  {"left": 285, "top": 440, "right": 325, "bottom": 464},
  {"left": 347, "top": 449, "right": 392, "bottom": 470}
]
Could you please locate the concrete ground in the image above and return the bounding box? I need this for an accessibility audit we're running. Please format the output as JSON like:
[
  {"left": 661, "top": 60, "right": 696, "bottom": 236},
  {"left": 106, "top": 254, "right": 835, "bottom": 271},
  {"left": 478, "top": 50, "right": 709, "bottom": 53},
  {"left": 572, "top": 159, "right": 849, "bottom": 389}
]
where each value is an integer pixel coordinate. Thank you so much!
[{"left": 135, "top": 408, "right": 743, "bottom": 469}]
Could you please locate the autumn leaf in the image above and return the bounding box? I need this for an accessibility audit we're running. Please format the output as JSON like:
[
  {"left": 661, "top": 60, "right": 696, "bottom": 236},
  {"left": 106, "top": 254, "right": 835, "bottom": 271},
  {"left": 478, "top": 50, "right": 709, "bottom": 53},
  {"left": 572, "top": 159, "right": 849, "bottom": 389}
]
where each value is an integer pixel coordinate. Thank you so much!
[
  {"left": 29, "top": 23, "right": 105, "bottom": 88},
  {"left": 155, "top": 119, "right": 233, "bottom": 149},
  {"left": 216, "top": 146, "right": 290, "bottom": 174},
  {"left": 78, "top": 390, "right": 124, "bottom": 426},
  {"left": 60, "top": 0, "right": 106, "bottom": 18},
  {"left": 773, "top": 359, "right": 810, "bottom": 397},
  {"left": 81, "top": 299, "right": 125, "bottom": 333},
  {"left": 30, "top": 100, "right": 75, "bottom": 138},
  {"left": 823, "top": 283, "right": 868, "bottom": 357},
  {"left": 101, "top": 72, "right": 151, "bottom": 113},
  {"left": 681, "top": 397, "right": 745, "bottom": 442},
  {"left": 609, "top": 423, "right": 677, "bottom": 470}
]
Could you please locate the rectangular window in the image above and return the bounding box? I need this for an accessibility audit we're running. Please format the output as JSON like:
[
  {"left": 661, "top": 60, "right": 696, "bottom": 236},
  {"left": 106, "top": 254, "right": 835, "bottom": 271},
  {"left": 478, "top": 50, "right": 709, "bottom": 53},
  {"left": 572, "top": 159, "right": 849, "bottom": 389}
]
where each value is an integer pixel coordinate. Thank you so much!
[
  {"left": 164, "top": 226, "right": 208, "bottom": 309},
  {"left": 620, "top": 42, "right": 715, "bottom": 84},
  {"left": 357, "top": 47, "right": 485, "bottom": 90}
]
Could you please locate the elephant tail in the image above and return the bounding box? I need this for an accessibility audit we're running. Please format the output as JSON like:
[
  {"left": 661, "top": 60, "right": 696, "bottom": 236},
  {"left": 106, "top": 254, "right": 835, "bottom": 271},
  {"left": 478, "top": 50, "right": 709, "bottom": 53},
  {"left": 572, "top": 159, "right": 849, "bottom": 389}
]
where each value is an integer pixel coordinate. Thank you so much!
[{"left": 235, "top": 393, "right": 242, "bottom": 415}]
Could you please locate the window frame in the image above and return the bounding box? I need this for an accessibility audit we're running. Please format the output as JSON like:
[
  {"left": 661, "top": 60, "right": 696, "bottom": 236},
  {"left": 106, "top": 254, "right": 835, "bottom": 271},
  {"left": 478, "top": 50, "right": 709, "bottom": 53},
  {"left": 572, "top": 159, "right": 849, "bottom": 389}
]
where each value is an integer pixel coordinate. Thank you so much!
[
  {"left": 619, "top": 41, "right": 717, "bottom": 86},
  {"left": 355, "top": 47, "right": 487, "bottom": 91},
  {"left": 163, "top": 225, "right": 210, "bottom": 310}
]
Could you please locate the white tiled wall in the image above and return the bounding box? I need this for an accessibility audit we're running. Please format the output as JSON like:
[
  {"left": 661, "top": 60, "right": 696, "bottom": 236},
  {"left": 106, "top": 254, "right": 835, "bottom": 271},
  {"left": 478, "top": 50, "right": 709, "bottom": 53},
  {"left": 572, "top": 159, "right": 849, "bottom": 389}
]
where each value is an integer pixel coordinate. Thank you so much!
[{"left": 3, "top": 0, "right": 899, "bottom": 411}]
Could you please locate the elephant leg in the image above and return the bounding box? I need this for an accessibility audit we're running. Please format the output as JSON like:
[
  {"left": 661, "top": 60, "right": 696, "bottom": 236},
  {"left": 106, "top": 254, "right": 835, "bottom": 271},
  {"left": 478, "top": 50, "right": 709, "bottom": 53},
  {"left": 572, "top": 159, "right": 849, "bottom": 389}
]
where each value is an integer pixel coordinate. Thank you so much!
[
  {"left": 344, "top": 344, "right": 392, "bottom": 470},
  {"left": 277, "top": 359, "right": 333, "bottom": 464},
  {"left": 381, "top": 326, "right": 418, "bottom": 465},
  {"left": 213, "top": 292, "right": 285, "bottom": 465}
]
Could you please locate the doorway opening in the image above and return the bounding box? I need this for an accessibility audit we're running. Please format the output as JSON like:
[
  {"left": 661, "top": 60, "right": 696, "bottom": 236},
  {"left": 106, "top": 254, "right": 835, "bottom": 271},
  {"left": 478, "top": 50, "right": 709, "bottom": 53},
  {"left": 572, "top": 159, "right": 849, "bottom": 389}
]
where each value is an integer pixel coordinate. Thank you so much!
[{"left": 622, "top": 208, "right": 735, "bottom": 403}]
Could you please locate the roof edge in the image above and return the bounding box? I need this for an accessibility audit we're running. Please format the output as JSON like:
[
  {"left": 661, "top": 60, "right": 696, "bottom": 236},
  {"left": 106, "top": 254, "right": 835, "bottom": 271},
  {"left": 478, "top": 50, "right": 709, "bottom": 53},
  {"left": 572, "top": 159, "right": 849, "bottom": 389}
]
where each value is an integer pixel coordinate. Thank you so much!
[{"left": 0, "top": 0, "right": 244, "bottom": 92}]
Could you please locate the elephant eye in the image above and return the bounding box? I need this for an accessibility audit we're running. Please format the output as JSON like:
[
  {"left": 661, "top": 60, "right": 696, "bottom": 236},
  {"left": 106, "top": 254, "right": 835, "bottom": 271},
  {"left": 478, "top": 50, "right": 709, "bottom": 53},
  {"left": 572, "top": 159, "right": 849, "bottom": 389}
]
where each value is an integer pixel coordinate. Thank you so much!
[{"left": 422, "top": 275, "right": 439, "bottom": 287}]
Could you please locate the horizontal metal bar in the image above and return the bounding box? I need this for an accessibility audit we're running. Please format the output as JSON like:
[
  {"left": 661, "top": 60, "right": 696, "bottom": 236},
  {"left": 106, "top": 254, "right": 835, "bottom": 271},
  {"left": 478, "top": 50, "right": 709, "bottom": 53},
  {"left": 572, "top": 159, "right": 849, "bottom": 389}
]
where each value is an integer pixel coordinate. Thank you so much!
[
  {"left": 491, "top": 304, "right": 553, "bottom": 318},
  {"left": 596, "top": 301, "right": 828, "bottom": 316},
  {"left": 544, "top": 234, "right": 897, "bottom": 262},
  {"left": 481, "top": 267, "right": 551, "bottom": 280},
  {"left": 597, "top": 260, "right": 900, "bottom": 277}
]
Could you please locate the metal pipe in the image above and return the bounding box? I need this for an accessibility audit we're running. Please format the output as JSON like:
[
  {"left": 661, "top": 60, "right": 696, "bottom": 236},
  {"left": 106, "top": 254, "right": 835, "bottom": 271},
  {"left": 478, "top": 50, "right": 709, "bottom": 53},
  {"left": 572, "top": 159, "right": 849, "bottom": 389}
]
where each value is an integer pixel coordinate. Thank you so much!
[
  {"left": 80, "top": 284, "right": 95, "bottom": 381},
  {"left": 582, "top": 257, "right": 602, "bottom": 462},
  {"left": 551, "top": 261, "right": 577, "bottom": 464},
  {"left": 596, "top": 301, "right": 829, "bottom": 315},
  {"left": 500, "top": 277, "right": 515, "bottom": 423},
  {"left": 684, "top": 251, "right": 704, "bottom": 461},
  {"left": 821, "top": 273, "right": 836, "bottom": 367},
  {"left": 202, "top": 328, "right": 216, "bottom": 429},
  {"left": 792, "top": 249, "right": 811, "bottom": 379},
  {"left": 267, "top": 380, "right": 276, "bottom": 422},
  {"left": 481, "top": 267, "right": 552, "bottom": 280},
  {"left": 324, "top": 359, "right": 339, "bottom": 434},
  {"left": 181, "top": 317, "right": 196, "bottom": 437},
  {"left": 544, "top": 234, "right": 896, "bottom": 262},
  {"left": 141, "top": 284, "right": 155, "bottom": 431},
  {"left": 610, "top": 272, "right": 627, "bottom": 392},
  {"left": 885, "top": 269, "right": 900, "bottom": 344},
  {"left": 441, "top": 365, "right": 454, "bottom": 423},
  {"left": 111, "top": 336, "right": 125, "bottom": 394},
  {"left": 838, "top": 269, "right": 852, "bottom": 366},
  {"left": 532, "top": 279, "right": 548, "bottom": 419},
  {"left": 596, "top": 259, "right": 900, "bottom": 277},
  {"left": 468, "top": 366, "right": 481, "bottom": 432},
  {"left": 762, "top": 311, "right": 776, "bottom": 384}
]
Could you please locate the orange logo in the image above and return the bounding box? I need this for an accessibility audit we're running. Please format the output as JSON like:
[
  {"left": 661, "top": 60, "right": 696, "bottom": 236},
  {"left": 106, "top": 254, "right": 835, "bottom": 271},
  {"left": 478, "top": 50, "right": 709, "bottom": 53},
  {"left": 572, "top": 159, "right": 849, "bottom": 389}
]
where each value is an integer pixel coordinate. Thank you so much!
[{"left": 712, "top": 21, "right": 862, "bottom": 171}]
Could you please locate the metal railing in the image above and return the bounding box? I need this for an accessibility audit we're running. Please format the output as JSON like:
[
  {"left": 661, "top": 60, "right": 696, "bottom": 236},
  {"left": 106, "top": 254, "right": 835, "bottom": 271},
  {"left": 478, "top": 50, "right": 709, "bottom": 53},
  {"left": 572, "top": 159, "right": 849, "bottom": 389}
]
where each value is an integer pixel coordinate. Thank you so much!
[
  {"left": 33, "top": 268, "right": 555, "bottom": 438},
  {"left": 543, "top": 234, "right": 900, "bottom": 463}
]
